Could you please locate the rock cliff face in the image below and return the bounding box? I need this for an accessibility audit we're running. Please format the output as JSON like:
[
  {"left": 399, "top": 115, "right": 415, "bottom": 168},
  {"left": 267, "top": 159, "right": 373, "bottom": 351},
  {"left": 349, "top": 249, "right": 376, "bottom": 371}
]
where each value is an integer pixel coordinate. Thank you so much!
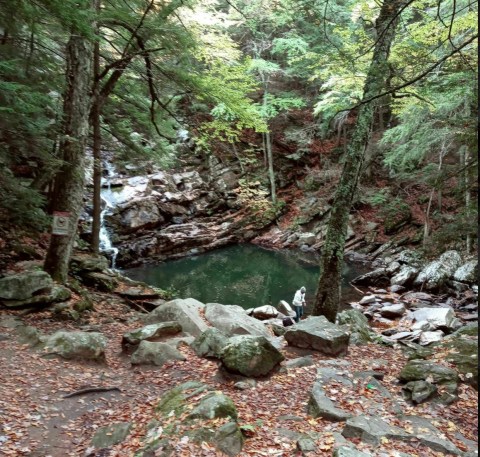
[{"left": 86, "top": 158, "right": 277, "bottom": 268}]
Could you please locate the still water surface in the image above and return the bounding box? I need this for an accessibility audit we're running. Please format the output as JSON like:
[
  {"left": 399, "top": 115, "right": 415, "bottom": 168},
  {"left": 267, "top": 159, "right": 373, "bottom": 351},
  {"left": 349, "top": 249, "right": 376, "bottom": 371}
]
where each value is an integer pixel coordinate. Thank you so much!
[{"left": 123, "top": 244, "right": 369, "bottom": 311}]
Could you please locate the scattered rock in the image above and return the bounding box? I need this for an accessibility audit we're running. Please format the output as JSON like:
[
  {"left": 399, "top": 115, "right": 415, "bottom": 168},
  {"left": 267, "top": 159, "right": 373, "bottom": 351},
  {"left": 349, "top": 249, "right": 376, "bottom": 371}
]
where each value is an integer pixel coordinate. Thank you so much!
[
  {"left": 379, "top": 304, "right": 406, "bottom": 319},
  {"left": 307, "top": 381, "right": 352, "bottom": 422},
  {"left": 342, "top": 415, "right": 409, "bottom": 445},
  {"left": 131, "top": 341, "right": 186, "bottom": 366},
  {"left": 403, "top": 380, "right": 437, "bottom": 404},
  {"left": 390, "top": 266, "right": 419, "bottom": 287},
  {"left": 250, "top": 305, "right": 278, "bottom": 320},
  {"left": 359, "top": 295, "right": 377, "bottom": 305},
  {"left": 453, "top": 259, "right": 478, "bottom": 284},
  {"left": 419, "top": 330, "right": 444, "bottom": 345},
  {"left": 414, "top": 250, "right": 462, "bottom": 290},
  {"left": 411, "top": 307, "right": 455, "bottom": 330},
  {"left": 336, "top": 310, "right": 374, "bottom": 345},
  {"left": 122, "top": 322, "right": 182, "bottom": 345},
  {"left": 220, "top": 335, "right": 284, "bottom": 377}
]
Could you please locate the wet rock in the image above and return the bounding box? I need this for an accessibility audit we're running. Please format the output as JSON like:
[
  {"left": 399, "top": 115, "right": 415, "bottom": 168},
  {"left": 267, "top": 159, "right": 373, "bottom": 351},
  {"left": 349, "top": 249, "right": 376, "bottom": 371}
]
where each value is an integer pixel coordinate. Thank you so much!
[
  {"left": 122, "top": 322, "right": 182, "bottom": 345},
  {"left": 44, "top": 331, "right": 107, "bottom": 361},
  {"left": 220, "top": 335, "right": 284, "bottom": 377},
  {"left": 145, "top": 298, "right": 208, "bottom": 337},
  {"left": 0, "top": 270, "right": 53, "bottom": 301},
  {"left": 131, "top": 341, "right": 186, "bottom": 366},
  {"left": 205, "top": 303, "right": 271, "bottom": 338},
  {"left": 285, "top": 316, "right": 350, "bottom": 356},
  {"left": 414, "top": 250, "right": 462, "bottom": 290},
  {"left": 91, "top": 422, "right": 132, "bottom": 448},
  {"left": 192, "top": 328, "right": 229, "bottom": 358}
]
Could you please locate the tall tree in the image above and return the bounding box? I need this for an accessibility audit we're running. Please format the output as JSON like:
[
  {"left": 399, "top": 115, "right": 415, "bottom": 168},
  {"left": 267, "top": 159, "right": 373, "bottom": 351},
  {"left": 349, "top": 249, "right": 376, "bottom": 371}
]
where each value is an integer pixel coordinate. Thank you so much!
[
  {"left": 312, "top": 0, "right": 406, "bottom": 321},
  {"left": 44, "top": 4, "right": 94, "bottom": 282}
]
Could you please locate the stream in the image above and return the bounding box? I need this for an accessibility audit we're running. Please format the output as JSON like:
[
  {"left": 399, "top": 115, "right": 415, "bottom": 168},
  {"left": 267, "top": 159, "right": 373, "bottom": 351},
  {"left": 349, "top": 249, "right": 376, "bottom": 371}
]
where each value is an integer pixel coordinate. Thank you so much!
[{"left": 123, "top": 244, "right": 370, "bottom": 312}]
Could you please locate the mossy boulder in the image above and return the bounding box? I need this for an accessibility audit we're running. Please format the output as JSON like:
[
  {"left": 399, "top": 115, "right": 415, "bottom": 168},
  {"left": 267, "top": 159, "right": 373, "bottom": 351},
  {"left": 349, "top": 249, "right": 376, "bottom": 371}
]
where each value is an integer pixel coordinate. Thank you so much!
[
  {"left": 192, "top": 328, "right": 229, "bottom": 358},
  {"left": 91, "top": 422, "right": 132, "bottom": 449},
  {"left": 82, "top": 272, "right": 118, "bottom": 292},
  {"left": 137, "top": 382, "right": 243, "bottom": 457},
  {"left": 336, "top": 310, "right": 374, "bottom": 345},
  {"left": 2, "top": 285, "right": 71, "bottom": 308},
  {"left": 220, "top": 335, "right": 284, "bottom": 377},
  {"left": 0, "top": 270, "right": 53, "bottom": 301},
  {"left": 44, "top": 331, "right": 107, "bottom": 361},
  {"left": 70, "top": 254, "right": 109, "bottom": 273}
]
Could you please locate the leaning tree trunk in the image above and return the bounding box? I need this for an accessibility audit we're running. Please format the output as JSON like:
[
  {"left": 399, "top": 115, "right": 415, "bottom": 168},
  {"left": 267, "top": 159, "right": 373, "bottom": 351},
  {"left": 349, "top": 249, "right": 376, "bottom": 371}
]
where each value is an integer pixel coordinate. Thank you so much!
[
  {"left": 312, "top": 0, "right": 406, "bottom": 322},
  {"left": 44, "top": 33, "right": 93, "bottom": 283}
]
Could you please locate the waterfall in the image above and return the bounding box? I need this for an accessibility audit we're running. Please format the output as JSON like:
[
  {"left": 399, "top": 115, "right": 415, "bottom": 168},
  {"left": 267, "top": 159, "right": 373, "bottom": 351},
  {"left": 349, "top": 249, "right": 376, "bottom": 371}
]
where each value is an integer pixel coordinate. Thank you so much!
[{"left": 99, "top": 162, "right": 119, "bottom": 269}]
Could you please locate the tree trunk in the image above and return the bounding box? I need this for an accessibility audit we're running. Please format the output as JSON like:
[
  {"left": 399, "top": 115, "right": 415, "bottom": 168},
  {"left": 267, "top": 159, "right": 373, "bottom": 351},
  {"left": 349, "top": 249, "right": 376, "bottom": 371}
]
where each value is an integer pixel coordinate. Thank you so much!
[
  {"left": 91, "top": 2, "right": 102, "bottom": 254},
  {"left": 44, "top": 33, "right": 93, "bottom": 283},
  {"left": 312, "top": 0, "right": 405, "bottom": 322}
]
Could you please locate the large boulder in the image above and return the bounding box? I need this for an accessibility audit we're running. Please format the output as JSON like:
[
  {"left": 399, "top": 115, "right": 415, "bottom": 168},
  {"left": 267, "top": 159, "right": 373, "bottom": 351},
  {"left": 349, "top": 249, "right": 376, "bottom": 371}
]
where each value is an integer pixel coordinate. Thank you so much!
[
  {"left": 136, "top": 382, "right": 243, "bottom": 457},
  {"left": 285, "top": 316, "right": 350, "bottom": 356},
  {"left": 131, "top": 341, "right": 186, "bottom": 366},
  {"left": 220, "top": 335, "right": 284, "bottom": 377},
  {"left": 390, "top": 265, "right": 419, "bottom": 287},
  {"left": 250, "top": 305, "right": 278, "bottom": 320},
  {"left": 144, "top": 298, "right": 208, "bottom": 337},
  {"left": 70, "top": 254, "right": 109, "bottom": 273},
  {"left": 205, "top": 303, "right": 271, "bottom": 338},
  {"left": 342, "top": 415, "right": 409, "bottom": 445},
  {"left": 336, "top": 310, "right": 374, "bottom": 345},
  {"left": 122, "top": 322, "right": 182, "bottom": 346},
  {"left": 192, "top": 328, "right": 230, "bottom": 359},
  {"left": 414, "top": 250, "right": 462, "bottom": 290},
  {"left": 380, "top": 303, "right": 406, "bottom": 319},
  {"left": 116, "top": 196, "right": 164, "bottom": 233},
  {"left": 453, "top": 259, "right": 478, "bottom": 284},
  {"left": 398, "top": 359, "right": 459, "bottom": 404},
  {"left": 0, "top": 270, "right": 53, "bottom": 301},
  {"left": 2, "top": 285, "right": 71, "bottom": 308},
  {"left": 44, "top": 331, "right": 107, "bottom": 361},
  {"left": 277, "top": 300, "right": 295, "bottom": 317}
]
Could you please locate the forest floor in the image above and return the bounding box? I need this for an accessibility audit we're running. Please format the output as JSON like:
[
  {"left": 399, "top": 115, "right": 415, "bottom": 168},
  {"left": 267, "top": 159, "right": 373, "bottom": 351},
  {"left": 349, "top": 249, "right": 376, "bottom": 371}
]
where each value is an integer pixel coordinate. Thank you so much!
[{"left": 0, "top": 294, "right": 478, "bottom": 457}]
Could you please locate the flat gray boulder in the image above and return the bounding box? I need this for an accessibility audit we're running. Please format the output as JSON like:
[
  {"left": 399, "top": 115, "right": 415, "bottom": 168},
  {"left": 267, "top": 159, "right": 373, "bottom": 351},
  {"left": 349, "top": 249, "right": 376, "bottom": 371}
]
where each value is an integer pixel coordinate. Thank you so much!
[
  {"left": 334, "top": 447, "right": 372, "bottom": 457},
  {"left": 0, "top": 270, "right": 53, "bottom": 301},
  {"left": 412, "top": 307, "right": 455, "bottom": 330},
  {"left": 44, "top": 331, "right": 107, "bottom": 361},
  {"left": 131, "top": 341, "right": 186, "bottom": 366},
  {"left": 2, "top": 285, "right": 71, "bottom": 308},
  {"left": 220, "top": 335, "right": 284, "bottom": 377},
  {"left": 342, "top": 415, "right": 409, "bottom": 445},
  {"left": 144, "top": 298, "right": 208, "bottom": 337},
  {"left": 205, "top": 303, "right": 271, "bottom": 338},
  {"left": 122, "top": 322, "right": 182, "bottom": 345},
  {"left": 285, "top": 316, "right": 350, "bottom": 356},
  {"left": 307, "top": 381, "right": 352, "bottom": 421}
]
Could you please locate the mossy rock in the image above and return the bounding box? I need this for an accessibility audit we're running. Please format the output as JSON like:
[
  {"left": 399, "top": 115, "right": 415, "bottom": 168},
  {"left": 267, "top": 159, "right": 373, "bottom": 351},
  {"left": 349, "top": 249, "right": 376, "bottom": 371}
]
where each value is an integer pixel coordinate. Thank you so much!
[
  {"left": 82, "top": 272, "right": 118, "bottom": 292},
  {"left": 137, "top": 382, "right": 243, "bottom": 456},
  {"left": 336, "top": 309, "right": 374, "bottom": 345}
]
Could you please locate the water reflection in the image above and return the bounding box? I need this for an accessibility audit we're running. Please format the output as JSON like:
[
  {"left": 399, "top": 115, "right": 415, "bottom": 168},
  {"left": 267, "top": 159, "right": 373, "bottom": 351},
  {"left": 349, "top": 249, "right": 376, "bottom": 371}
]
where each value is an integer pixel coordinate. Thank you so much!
[{"left": 123, "top": 244, "right": 369, "bottom": 311}]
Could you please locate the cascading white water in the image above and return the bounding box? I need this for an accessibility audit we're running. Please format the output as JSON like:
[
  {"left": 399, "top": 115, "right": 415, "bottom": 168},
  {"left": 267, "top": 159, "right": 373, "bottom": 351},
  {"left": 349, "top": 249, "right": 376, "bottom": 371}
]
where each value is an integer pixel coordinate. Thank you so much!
[{"left": 99, "top": 162, "right": 119, "bottom": 269}]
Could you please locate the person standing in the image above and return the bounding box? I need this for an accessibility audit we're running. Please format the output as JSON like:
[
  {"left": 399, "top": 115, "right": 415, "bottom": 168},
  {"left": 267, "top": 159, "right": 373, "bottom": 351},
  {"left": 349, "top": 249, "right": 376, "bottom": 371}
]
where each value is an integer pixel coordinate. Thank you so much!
[{"left": 292, "top": 286, "right": 306, "bottom": 323}]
